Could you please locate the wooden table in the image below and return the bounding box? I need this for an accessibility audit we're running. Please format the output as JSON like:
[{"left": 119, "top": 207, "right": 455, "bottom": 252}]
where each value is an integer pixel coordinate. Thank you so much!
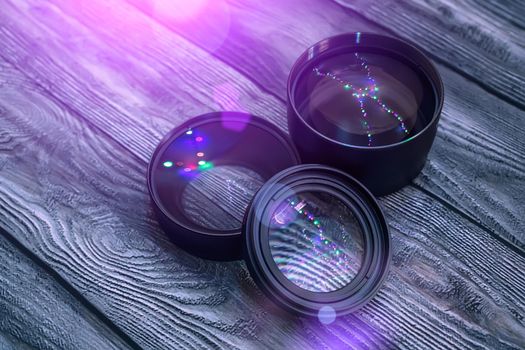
[{"left": 0, "top": 0, "right": 523, "bottom": 349}]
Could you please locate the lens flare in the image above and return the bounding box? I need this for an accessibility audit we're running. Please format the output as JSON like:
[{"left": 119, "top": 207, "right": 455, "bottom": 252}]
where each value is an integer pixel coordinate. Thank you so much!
[
  {"left": 152, "top": 0, "right": 231, "bottom": 54},
  {"left": 318, "top": 306, "right": 336, "bottom": 325},
  {"left": 152, "top": 0, "right": 208, "bottom": 21}
]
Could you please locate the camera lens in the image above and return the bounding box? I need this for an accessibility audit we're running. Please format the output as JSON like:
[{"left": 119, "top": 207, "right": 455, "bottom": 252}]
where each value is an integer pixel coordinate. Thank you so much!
[
  {"left": 287, "top": 33, "right": 444, "bottom": 195},
  {"left": 148, "top": 112, "right": 300, "bottom": 261},
  {"left": 295, "top": 51, "right": 435, "bottom": 147},
  {"left": 269, "top": 191, "right": 365, "bottom": 293},
  {"left": 243, "top": 165, "right": 390, "bottom": 317}
]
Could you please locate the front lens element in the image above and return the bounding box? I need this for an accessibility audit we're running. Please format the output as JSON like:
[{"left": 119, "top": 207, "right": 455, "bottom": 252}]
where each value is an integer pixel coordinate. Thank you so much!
[
  {"left": 243, "top": 165, "right": 391, "bottom": 316},
  {"left": 295, "top": 50, "right": 436, "bottom": 147},
  {"left": 269, "top": 191, "right": 365, "bottom": 293}
]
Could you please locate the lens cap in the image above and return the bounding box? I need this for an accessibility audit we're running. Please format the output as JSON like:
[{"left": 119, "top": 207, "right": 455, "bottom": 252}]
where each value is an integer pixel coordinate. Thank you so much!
[
  {"left": 148, "top": 112, "right": 301, "bottom": 261},
  {"left": 243, "top": 165, "right": 390, "bottom": 317}
]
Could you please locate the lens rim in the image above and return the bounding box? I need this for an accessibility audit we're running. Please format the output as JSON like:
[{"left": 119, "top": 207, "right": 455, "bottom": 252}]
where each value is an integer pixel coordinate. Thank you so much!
[
  {"left": 243, "top": 164, "right": 390, "bottom": 317},
  {"left": 287, "top": 32, "right": 444, "bottom": 150},
  {"left": 147, "top": 112, "right": 301, "bottom": 261}
]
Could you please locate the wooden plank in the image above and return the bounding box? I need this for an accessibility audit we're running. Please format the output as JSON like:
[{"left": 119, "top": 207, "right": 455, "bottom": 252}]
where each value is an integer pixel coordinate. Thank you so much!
[
  {"left": 0, "top": 228, "right": 132, "bottom": 350},
  {"left": 126, "top": 0, "right": 525, "bottom": 249},
  {"left": 331, "top": 0, "right": 525, "bottom": 109},
  {"left": 0, "top": 1, "right": 524, "bottom": 349},
  {"left": 468, "top": 0, "right": 525, "bottom": 30}
]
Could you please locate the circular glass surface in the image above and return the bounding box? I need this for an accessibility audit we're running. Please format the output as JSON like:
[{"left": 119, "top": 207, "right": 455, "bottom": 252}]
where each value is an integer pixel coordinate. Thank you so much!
[
  {"left": 268, "top": 191, "right": 365, "bottom": 293},
  {"left": 151, "top": 116, "right": 299, "bottom": 234},
  {"left": 295, "top": 51, "right": 436, "bottom": 147},
  {"left": 181, "top": 165, "right": 264, "bottom": 230}
]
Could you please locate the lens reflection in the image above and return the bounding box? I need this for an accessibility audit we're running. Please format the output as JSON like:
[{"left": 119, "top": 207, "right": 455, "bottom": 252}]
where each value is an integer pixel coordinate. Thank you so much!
[
  {"left": 296, "top": 51, "right": 435, "bottom": 147},
  {"left": 269, "top": 191, "right": 365, "bottom": 292},
  {"left": 153, "top": 117, "right": 300, "bottom": 234},
  {"left": 182, "top": 165, "right": 264, "bottom": 230}
]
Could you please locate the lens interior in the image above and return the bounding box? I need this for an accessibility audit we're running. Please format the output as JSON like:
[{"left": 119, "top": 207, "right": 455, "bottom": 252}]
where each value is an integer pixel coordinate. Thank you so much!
[
  {"left": 181, "top": 165, "right": 264, "bottom": 230},
  {"left": 151, "top": 116, "right": 298, "bottom": 233},
  {"left": 268, "top": 191, "right": 365, "bottom": 293},
  {"left": 294, "top": 49, "right": 436, "bottom": 147}
]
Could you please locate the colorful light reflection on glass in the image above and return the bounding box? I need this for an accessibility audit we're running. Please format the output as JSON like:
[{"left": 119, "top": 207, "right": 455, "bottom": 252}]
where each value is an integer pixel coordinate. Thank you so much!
[
  {"left": 161, "top": 128, "right": 215, "bottom": 175},
  {"left": 269, "top": 192, "right": 365, "bottom": 293},
  {"left": 313, "top": 52, "right": 410, "bottom": 147}
]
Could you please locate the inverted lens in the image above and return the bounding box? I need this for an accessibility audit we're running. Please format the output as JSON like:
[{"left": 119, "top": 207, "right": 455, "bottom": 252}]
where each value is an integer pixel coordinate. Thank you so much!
[
  {"left": 295, "top": 50, "right": 436, "bottom": 147},
  {"left": 268, "top": 191, "right": 365, "bottom": 293}
]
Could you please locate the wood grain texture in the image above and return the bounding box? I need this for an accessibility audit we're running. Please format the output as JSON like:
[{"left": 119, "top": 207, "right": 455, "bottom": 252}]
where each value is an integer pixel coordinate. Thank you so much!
[
  {"left": 332, "top": 0, "right": 525, "bottom": 110},
  {"left": 181, "top": 166, "right": 264, "bottom": 230},
  {"left": 127, "top": 0, "right": 525, "bottom": 249},
  {"left": 0, "top": 59, "right": 281, "bottom": 350},
  {"left": 0, "top": 1, "right": 523, "bottom": 349},
  {"left": 0, "top": 228, "right": 131, "bottom": 350}
]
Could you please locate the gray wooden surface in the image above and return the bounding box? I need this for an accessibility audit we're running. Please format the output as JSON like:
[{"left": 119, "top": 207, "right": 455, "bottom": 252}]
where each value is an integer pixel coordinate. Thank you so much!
[{"left": 0, "top": 0, "right": 523, "bottom": 349}]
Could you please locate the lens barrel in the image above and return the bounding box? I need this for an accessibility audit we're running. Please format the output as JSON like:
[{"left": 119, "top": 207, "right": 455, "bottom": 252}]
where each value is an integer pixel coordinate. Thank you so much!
[{"left": 287, "top": 33, "right": 444, "bottom": 196}]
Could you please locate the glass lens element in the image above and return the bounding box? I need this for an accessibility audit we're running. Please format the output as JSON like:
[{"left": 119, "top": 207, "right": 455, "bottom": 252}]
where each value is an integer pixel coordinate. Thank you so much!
[
  {"left": 295, "top": 51, "right": 436, "bottom": 147},
  {"left": 181, "top": 165, "right": 264, "bottom": 230},
  {"left": 269, "top": 191, "right": 365, "bottom": 292},
  {"left": 152, "top": 118, "right": 298, "bottom": 233}
]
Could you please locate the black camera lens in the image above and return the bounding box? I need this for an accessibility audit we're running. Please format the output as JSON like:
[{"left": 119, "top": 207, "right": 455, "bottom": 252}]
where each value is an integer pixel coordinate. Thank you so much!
[
  {"left": 288, "top": 33, "right": 444, "bottom": 195},
  {"left": 243, "top": 165, "right": 390, "bottom": 318},
  {"left": 148, "top": 112, "right": 300, "bottom": 261},
  {"left": 268, "top": 191, "right": 365, "bottom": 293}
]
